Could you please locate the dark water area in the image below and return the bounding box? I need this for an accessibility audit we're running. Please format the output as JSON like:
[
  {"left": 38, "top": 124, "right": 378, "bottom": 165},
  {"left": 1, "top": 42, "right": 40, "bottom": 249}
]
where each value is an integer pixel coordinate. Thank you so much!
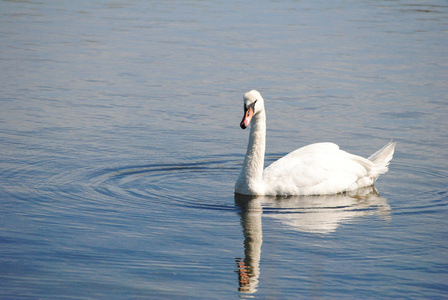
[{"left": 1, "top": 0, "right": 447, "bottom": 298}]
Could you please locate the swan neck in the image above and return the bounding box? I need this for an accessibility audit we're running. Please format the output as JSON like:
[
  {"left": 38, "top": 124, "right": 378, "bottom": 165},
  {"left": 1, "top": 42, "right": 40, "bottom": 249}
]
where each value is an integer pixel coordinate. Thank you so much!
[{"left": 239, "top": 111, "right": 266, "bottom": 194}]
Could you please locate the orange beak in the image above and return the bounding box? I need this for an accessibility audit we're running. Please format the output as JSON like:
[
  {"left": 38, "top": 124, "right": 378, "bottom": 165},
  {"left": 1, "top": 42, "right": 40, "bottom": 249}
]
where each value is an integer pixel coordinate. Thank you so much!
[{"left": 240, "top": 107, "right": 254, "bottom": 129}]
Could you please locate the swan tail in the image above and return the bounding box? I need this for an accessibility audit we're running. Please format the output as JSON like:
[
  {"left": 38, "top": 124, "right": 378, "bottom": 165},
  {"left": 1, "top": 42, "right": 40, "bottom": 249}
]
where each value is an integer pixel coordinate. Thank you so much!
[{"left": 368, "top": 140, "right": 396, "bottom": 177}]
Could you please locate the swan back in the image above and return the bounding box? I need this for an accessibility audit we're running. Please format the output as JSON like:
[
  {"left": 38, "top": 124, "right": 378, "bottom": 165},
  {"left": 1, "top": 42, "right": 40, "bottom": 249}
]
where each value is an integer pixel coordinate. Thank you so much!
[{"left": 262, "top": 143, "right": 371, "bottom": 195}]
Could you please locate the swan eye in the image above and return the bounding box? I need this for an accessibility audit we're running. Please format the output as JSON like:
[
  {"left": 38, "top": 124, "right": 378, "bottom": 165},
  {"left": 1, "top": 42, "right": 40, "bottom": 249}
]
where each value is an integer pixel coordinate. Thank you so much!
[{"left": 245, "top": 99, "right": 257, "bottom": 111}]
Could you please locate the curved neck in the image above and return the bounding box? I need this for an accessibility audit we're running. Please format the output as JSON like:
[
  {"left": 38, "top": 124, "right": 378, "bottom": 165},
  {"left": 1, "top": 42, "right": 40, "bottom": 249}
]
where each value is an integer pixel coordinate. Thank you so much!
[{"left": 236, "top": 110, "right": 266, "bottom": 194}]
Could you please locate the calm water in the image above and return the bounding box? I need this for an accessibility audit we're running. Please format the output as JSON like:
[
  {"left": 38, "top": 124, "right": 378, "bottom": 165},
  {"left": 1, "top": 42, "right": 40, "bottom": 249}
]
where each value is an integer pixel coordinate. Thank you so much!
[{"left": 1, "top": 0, "right": 447, "bottom": 298}]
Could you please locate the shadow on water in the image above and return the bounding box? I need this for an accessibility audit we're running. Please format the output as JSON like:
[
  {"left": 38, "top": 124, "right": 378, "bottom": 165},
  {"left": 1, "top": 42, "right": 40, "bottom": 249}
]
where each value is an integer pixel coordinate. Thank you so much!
[{"left": 234, "top": 186, "right": 390, "bottom": 294}]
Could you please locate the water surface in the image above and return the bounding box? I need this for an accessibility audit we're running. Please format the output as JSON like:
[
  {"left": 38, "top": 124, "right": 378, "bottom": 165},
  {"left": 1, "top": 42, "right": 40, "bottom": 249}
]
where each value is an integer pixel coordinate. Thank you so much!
[{"left": 1, "top": 0, "right": 447, "bottom": 298}]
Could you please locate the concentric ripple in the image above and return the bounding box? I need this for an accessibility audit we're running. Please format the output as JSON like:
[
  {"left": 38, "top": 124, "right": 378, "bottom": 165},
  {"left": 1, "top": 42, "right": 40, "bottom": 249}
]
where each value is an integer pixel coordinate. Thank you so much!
[
  {"left": 78, "top": 156, "right": 448, "bottom": 218},
  {"left": 88, "top": 157, "right": 241, "bottom": 212},
  {"left": 385, "top": 161, "right": 448, "bottom": 216}
]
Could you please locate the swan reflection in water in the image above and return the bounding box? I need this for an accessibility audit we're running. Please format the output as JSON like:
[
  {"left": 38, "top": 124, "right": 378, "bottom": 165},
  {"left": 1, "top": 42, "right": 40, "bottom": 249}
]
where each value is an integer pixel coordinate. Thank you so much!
[{"left": 234, "top": 186, "right": 390, "bottom": 294}]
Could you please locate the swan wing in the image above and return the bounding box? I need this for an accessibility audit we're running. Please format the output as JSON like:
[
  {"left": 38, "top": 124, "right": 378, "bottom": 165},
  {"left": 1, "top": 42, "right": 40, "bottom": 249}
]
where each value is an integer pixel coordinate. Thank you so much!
[{"left": 262, "top": 143, "right": 374, "bottom": 195}]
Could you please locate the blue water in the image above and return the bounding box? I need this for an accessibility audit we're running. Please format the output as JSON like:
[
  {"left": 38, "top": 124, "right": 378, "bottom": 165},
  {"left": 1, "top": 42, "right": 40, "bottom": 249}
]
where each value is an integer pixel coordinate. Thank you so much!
[{"left": 1, "top": 0, "right": 447, "bottom": 298}]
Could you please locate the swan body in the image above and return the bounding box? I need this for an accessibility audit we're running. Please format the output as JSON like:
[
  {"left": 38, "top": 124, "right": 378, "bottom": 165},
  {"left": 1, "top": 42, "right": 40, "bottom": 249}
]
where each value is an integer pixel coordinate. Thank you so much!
[{"left": 235, "top": 90, "right": 396, "bottom": 196}]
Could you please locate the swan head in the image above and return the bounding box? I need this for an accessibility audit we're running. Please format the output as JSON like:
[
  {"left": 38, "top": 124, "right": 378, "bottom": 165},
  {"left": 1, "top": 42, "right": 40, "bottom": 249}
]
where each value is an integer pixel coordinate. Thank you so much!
[{"left": 240, "top": 90, "right": 264, "bottom": 129}]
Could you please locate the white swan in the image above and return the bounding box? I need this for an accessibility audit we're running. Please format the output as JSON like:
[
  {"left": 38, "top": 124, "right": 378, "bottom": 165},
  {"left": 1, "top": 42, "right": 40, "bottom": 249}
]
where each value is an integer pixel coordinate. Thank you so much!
[{"left": 235, "top": 90, "right": 396, "bottom": 196}]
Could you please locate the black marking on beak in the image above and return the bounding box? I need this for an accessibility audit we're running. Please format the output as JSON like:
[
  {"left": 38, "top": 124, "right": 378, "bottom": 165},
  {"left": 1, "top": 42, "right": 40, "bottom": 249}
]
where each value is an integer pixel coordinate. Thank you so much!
[{"left": 240, "top": 100, "right": 257, "bottom": 129}]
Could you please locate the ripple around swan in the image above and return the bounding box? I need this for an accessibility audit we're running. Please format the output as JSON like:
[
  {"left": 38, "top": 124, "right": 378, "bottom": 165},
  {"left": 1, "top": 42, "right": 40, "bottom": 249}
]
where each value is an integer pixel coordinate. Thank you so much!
[
  {"left": 385, "top": 161, "right": 448, "bottom": 216},
  {"left": 87, "top": 157, "right": 241, "bottom": 212},
  {"left": 61, "top": 151, "right": 448, "bottom": 224},
  {"left": 82, "top": 156, "right": 448, "bottom": 217}
]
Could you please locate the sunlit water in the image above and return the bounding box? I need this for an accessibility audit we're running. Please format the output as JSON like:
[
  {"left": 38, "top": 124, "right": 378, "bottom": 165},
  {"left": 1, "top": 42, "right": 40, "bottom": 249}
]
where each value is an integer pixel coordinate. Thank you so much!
[{"left": 1, "top": 0, "right": 447, "bottom": 298}]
